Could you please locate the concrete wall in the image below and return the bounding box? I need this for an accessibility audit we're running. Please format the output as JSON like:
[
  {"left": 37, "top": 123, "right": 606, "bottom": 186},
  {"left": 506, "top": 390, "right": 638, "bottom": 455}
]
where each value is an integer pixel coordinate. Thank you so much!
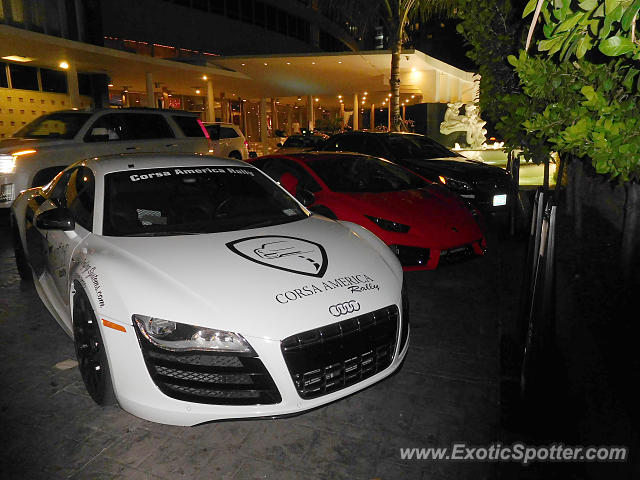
[
  {"left": 101, "top": 0, "right": 319, "bottom": 56},
  {"left": 0, "top": 89, "right": 92, "bottom": 139}
]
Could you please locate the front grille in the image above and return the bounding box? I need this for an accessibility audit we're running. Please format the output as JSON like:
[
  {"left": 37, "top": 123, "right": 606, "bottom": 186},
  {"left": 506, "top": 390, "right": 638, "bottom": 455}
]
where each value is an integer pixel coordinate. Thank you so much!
[
  {"left": 389, "top": 244, "right": 430, "bottom": 267},
  {"left": 134, "top": 324, "right": 281, "bottom": 405},
  {"left": 439, "top": 244, "right": 475, "bottom": 263},
  {"left": 281, "top": 305, "right": 399, "bottom": 399}
]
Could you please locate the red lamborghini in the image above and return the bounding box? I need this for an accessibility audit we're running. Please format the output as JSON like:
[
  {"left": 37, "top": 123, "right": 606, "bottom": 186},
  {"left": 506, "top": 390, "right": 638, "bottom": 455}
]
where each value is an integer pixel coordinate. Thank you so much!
[{"left": 249, "top": 152, "right": 486, "bottom": 270}]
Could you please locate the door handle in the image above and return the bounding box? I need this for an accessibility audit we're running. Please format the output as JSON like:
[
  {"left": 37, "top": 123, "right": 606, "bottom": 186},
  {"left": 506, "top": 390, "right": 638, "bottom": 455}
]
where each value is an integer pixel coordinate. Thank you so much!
[{"left": 125, "top": 146, "right": 139, "bottom": 150}]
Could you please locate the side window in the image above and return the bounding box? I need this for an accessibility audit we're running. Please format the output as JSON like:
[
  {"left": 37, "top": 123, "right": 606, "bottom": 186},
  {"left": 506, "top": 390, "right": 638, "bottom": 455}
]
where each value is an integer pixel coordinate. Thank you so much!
[
  {"left": 172, "top": 115, "right": 205, "bottom": 137},
  {"left": 49, "top": 166, "right": 95, "bottom": 230},
  {"left": 220, "top": 127, "right": 239, "bottom": 139},
  {"left": 205, "top": 124, "right": 221, "bottom": 140},
  {"left": 85, "top": 114, "right": 127, "bottom": 142},
  {"left": 261, "top": 158, "right": 321, "bottom": 194},
  {"left": 123, "top": 113, "right": 174, "bottom": 140},
  {"left": 65, "top": 167, "right": 95, "bottom": 230},
  {"left": 335, "top": 135, "right": 366, "bottom": 154}
]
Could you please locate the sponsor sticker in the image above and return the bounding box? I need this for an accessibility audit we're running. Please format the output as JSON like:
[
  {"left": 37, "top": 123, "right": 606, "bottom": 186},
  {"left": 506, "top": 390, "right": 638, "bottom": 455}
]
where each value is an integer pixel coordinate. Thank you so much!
[{"left": 226, "top": 235, "right": 328, "bottom": 278}]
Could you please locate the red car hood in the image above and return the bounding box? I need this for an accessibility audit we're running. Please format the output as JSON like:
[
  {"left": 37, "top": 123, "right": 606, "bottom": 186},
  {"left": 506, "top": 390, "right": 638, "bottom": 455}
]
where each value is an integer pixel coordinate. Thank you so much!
[{"left": 341, "top": 186, "right": 481, "bottom": 247}]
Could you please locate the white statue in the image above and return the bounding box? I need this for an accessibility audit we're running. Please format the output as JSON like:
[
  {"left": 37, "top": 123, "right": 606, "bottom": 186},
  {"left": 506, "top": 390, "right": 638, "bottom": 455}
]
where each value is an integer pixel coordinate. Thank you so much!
[{"left": 440, "top": 102, "right": 487, "bottom": 148}]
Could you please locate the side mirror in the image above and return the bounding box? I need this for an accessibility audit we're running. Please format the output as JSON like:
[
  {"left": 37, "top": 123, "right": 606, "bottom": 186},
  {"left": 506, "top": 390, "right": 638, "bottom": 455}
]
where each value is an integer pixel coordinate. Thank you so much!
[
  {"left": 297, "top": 189, "right": 315, "bottom": 207},
  {"left": 36, "top": 208, "right": 75, "bottom": 231}
]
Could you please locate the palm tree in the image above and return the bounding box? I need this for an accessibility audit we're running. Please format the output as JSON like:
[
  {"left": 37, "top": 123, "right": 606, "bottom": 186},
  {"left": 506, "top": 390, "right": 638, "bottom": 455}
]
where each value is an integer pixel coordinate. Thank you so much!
[{"left": 319, "top": 0, "right": 456, "bottom": 131}]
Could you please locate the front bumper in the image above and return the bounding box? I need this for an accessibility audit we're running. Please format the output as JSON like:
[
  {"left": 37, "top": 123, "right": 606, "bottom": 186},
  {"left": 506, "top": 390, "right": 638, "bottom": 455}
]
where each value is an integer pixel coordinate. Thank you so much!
[{"left": 100, "top": 305, "right": 409, "bottom": 426}]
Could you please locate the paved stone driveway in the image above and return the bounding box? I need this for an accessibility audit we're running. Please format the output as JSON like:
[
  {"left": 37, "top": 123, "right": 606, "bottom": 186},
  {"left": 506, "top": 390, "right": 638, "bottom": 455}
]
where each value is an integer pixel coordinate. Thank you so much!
[{"left": 0, "top": 213, "right": 520, "bottom": 479}]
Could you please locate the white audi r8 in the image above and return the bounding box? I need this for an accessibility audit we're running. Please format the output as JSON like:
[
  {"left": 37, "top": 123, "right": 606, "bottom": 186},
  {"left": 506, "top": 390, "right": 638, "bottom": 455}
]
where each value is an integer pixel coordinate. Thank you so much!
[{"left": 11, "top": 153, "right": 409, "bottom": 426}]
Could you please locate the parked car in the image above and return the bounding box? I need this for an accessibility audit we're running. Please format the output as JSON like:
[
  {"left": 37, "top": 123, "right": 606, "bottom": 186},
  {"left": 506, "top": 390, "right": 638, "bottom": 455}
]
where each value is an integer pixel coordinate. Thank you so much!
[
  {"left": 10, "top": 153, "right": 408, "bottom": 425},
  {"left": 276, "top": 133, "right": 328, "bottom": 154},
  {"left": 0, "top": 108, "right": 212, "bottom": 208},
  {"left": 249, "top": 152, "right": 486, "bottom": 270},
  {"left": 202, "top": 122, "right": 249, "bottom": 160},
  {"left": 319, "top": 132, "right": 516, "bottom": 221}
]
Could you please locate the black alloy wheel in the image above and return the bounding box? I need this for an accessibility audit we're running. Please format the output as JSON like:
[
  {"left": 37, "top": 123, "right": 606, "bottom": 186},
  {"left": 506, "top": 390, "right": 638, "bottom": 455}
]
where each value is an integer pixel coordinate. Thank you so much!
[{"left": 73, "top": 287, "right": 116, "bottom": 405}]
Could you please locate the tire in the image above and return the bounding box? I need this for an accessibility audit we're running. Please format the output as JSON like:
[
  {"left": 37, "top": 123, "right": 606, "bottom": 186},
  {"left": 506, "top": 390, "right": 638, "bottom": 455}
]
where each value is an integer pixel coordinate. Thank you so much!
[
  {"left": 73, "top": 287, "right": 116, "bottom": 406},
  {"left": 12, "top": 219, "right": 32, "bottom": 282},
  {"left": 228, "top": 151, "right": 242, "bottom": 160}
]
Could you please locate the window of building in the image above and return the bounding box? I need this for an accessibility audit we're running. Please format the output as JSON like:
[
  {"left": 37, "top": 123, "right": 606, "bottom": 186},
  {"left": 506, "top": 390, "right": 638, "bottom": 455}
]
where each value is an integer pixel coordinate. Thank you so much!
[
  {"left": 265, "top": 4, "right": 277, "bottom": 31},
  {"left": 78, "top": 73, "right": 92, "bottom": 96},
  {"left": 9, "top": 64, "right": 39, "bottom": 91},
  {"left": 226, "top": 0, "right": 239, "bottom": 19},
  {"left": 254, "top": 1, "right": 265, "bottom": 26},
  {"left": 40, "top": 68, "right": 67, "bottom": 93},
  {"left": 210, "top": 0, "right": 224, "bottom": 14},
  {"left": 0, "top": 64, "right": 8, "bottom": 88},
  {"left": 9, "top": 0, "right": 25, "bottom": 23},
  {"left": 241, "top": 0, "right": 252, "bottom": 22},
  {"left": 192, "top": 0, "right": 209, "bottom": 11},
  {"left": 278, "top": 11, "right": 287, "bottom": 35}
]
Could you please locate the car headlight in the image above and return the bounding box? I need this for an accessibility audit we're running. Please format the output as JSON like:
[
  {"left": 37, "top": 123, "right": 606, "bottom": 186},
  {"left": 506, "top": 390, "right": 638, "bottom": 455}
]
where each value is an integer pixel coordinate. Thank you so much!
[
  {"left": 365, "top": 215, "right": 410, "bottom": 233},
  {"left": 0, "top": 155, "right": 16, "bottom": 174},
  {"left": 0, "top": 149, "right": 37, "bottom": 174},
  {"left": 438, "top": 175, "right": 473, "bottom": 193},
  {"left": 133, "top": 314, "right": 254, "bottom": 353}
]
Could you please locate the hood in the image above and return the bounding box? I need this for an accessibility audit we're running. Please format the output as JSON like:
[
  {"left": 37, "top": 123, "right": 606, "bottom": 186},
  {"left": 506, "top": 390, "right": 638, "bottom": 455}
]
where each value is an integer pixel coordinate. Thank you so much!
[
  {"left": 0, "top": 137, "right": 73, "bottom": 151},
  {"left": 82, "top": 216, "right": 401, "bottom": 341},
  {"left": 398, "top": 156, "right": 508, "bottom": 183},
  {"left": 341, "top": 186, "right": 482, "bottom": 246}
]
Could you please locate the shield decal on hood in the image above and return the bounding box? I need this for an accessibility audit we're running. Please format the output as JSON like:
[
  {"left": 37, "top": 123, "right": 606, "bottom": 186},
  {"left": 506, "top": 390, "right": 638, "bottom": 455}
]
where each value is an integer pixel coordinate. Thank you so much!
[{"left": 226, "top": 235, "right": 328, "bottom": 278}]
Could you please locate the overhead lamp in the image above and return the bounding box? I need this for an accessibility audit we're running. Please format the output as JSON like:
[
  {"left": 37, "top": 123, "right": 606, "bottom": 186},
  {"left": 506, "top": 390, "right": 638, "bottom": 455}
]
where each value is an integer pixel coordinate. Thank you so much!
[
  {"left": 338, "top": 95, "right": 342, "bottom": 99},
  {"left": 312, "top": 61, "right": 316, "bottom": 64},
  {"left": 411, "top": 67, "right": 416, "bottom": 72},
  {"left": 241, "top": 63, "right": 245, "bottom": 66},
  {"left": 264, "top": 62, "right": 268, "bottom": 65},
  {"left": 195, "top": 89, "right": 201, "bottom": 94},
  {"left": 2, "top": 55, "right": 33, "bottom": 62},
  {"left": 388, "top": 93, "right": 392, "bottom": 97},
  {"left": 315, "top": 98, "right": 319, "bottom": 102},
  {"left": 202, "top": 75, "right": 208, "bottom": 80},
  {"left": 411, "top": 95, "right": 415, "bottom": 98},
  {"left": 297, "top": 96, "right": 302, "bottom": 101},
  {"left": 286, "top": 62, "right": 291, "bottom": 65},
  {"left": 59, "top": 61, "right": 69, "bottom": 69},
  {"left": 108, "top": 83, "right": 114, "bottom": 87},
  {"left": 338, "top": 61, "right": 342, "bottom": 64}
]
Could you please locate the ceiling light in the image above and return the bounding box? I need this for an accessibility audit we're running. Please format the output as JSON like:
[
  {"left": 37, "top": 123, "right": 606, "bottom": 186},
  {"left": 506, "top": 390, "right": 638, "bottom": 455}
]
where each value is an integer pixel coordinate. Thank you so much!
[
  {"left": 2, "top": 55, "right": 33, "bottom": 62},
  {"left": 108, "top": 83, "right": 114, "bottom": 87},
  {"left": 388, "top": 93, "right": 392, "bottom": 97},
  {"left": 286, "top": 62, "right": 291, "bottom": 65},
  {"left": 364, "top": 91, "right": 368, "bottom": 95},
  {"left": 59, "top": 61, "right": 69, "bottom": 69},
  {"left": 411, "top": 67, "right": 416, "bottom": 72},
  {"left": 241, "top": 63, "right": 245, "bottom": 66},
  {"left": 338, "top": 61, "right": 342, "bottom": 64},
  {"left": 315, "top": 98, "right": 319, "bottom": 102},
  {"left": 411, "top": 95, "right": 415, "bottom": 98},
  {"left": 264, "top": 62, "right": 268, "bottom": 66},
  {"left": 338, "top": 95, "right": 342, "bottom": 99},
  {"left": 202, "top": 75, "right": 208, "bottom": 80},
  {"left": 312, "top": 61, "right": 315, "bottom": 64},
  {"left": 195, "top": 89, "right": 200, "bottom": 94}
]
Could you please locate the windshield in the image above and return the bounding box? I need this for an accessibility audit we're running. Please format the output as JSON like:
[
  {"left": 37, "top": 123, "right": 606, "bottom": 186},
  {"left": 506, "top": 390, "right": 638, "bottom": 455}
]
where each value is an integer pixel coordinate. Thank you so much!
[
  {"left": 305, "top": 155, "right": 428, "bottom": 193},
  {"left": 14, "top": 112, "right": 92, "bottom": 139},
  {"left": 385, "top": 134, "right": 461, "bottom": 159},
  {"left": 103, "top": 165, "right": 308, "bottom": 236}
]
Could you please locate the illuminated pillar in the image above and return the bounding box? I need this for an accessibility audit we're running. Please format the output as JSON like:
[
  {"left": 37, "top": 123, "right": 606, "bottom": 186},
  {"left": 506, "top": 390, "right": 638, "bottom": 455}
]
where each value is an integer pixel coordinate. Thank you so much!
[
  {"left": 370, "top": 104, "right": 375, "bottom": 130},
  {"left": 260, "top": 97, "right": 267, "bottom": 146},
  {"left": 434, "top": 71, "right": 441, "bottom": 103},
  {"left": 145, "top": 72, "right": 155, "bottom": 108},
  {"left": 206, "top": 80, "right": 215, "bottom": 122},
  {"left": 340, "top": 102, "right": 345, "bottom": 128},
  {"left": 352, "top": 93, "right": 359, "bottom": 130},
  {"left": 387, "top": 104, "right": 391, "bottom": 130},
  {"left": 66, "top": 63, "right": 80, "bottom": 109},
  {"left": 402, "top": 104, "right": 406, "bottom": 121},
  {"left": 307, "top": 95, "right": 314, "bottom": 131},
  {"left": 271, "top": 98, "right": 278, "bottom": 131},
  {"left": 286, "top": 106, "right": 293, "bottom": 135}
]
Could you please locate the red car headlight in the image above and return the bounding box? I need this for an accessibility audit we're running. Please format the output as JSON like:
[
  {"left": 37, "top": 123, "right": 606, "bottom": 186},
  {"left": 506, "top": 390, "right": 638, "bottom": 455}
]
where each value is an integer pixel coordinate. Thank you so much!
[{"left": 365, "top": 215, "right": 410, "bottom": 233}]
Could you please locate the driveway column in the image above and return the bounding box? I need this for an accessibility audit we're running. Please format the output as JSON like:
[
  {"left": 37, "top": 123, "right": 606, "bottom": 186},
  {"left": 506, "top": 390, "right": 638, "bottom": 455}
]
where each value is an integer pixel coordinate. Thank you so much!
[
  {"left": 370, "top": 104, "right": 375, "bottom": 130},
  {"left": 260, "top": 97, "right": 268, "bottom": 146},
  {"left": 352, "top": 93, "right": 359, "bottom": 130},
  {"left": 340, "top": 102, "right": 345, "bottom": 128},
  {"left": 286, "top": 106, "right": 293, "bottom": 135},
  {"left": 145, "top": 72, "right": 155, "bottom": 108},
  {"left": 206, "top": 79, "right": 216, "bottom": 122},
  {"left": 66, "top": 63, "right": 80, "bottom": 109},
  {"left": 271, "top": 98, "right": 278, "bottom": 132},
  {"left": 307, "top": 95, "right": 314, "bottom": 131}
]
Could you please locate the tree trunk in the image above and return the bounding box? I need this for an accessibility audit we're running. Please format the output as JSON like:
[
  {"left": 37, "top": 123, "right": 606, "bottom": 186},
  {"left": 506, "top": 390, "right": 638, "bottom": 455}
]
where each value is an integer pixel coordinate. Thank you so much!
[
  {"left": 390, "top": 35, "right": 403, "bottom": 132},
  {"left": 621, "top": 182, "right": 640, "bottom": 281}
]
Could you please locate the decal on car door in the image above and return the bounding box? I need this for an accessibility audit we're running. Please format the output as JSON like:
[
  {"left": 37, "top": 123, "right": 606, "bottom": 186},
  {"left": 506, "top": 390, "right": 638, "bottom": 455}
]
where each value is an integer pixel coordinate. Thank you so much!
[{"left": 226, "top": 235, "right": 328, "bottom": 278}]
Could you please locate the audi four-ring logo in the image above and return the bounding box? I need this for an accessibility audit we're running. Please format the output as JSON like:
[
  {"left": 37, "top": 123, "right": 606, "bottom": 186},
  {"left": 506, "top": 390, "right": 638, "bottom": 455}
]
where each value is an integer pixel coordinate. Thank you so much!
[{"left": 329, "top": 300, "right": 361, "bottom": 317}]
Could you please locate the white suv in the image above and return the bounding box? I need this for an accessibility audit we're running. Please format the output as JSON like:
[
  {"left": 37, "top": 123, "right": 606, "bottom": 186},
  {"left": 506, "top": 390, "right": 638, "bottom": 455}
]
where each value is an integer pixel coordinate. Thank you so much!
[
  {"left": 202, "top": 122, "right": 249, "bottom": 160},
  {"left": 0, "top": 108, "right": 212, "bottom": 208}
]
